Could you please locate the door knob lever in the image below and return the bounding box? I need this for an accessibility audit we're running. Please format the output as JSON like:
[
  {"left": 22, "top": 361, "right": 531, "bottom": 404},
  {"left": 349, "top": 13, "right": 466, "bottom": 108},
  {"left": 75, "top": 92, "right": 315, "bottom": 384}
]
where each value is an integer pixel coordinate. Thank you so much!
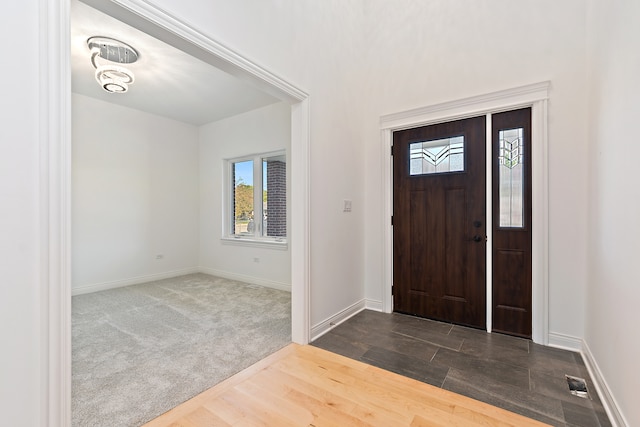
[{"left": 472, "top": 235, "right": 483, "bottom": 242}]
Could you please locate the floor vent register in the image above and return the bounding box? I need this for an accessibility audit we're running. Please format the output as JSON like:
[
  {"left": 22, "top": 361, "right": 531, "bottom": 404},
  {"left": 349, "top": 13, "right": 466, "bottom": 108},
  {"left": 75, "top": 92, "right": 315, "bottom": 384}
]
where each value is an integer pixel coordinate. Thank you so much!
[{"left": 566, "top": 375, "right": 589, "bottom": 398}]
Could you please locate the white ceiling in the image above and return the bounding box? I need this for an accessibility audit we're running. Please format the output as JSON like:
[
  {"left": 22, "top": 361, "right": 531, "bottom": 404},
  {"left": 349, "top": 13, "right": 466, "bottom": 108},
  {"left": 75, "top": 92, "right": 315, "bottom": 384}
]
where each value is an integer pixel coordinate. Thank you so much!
[{"left": 70, "top": 0, "right": 281, "bottom": 126}]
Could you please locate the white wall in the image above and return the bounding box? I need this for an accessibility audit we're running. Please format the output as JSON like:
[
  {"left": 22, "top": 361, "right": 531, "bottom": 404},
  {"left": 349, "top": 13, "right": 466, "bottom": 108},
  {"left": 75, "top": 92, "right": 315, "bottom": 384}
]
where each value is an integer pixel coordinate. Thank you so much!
[
  {"left": 199, "top": 102, "right": 291, "bottom": 289},
  {"left": 361, "top": 0, "right": 590, "bottom": 343},
  {"left": 73, "top": 0, "right": 593, "bottom": 344},
  {"left": 73, "top": 96, "right": 291, "bottom": 293},
  {"left": 4, "top": 0, "right": 638, "bottom": 425},
  {"left": 140, "top": 0, "right": 592, "bottom": 342},
  {"left": 148, "top": 0, "right": 368, "bottom": 328},
  {"left": 0, "top": 1, "right": 41, "bottom": 425},
  {"left": 72, "top": 93, "right": 199, "bottom": 293},
  {"left": 68, "top": 1, "right": 594, "bottom": 341},
  {"left": 585, "top": 0, "right": 640, "bottom": 424}
]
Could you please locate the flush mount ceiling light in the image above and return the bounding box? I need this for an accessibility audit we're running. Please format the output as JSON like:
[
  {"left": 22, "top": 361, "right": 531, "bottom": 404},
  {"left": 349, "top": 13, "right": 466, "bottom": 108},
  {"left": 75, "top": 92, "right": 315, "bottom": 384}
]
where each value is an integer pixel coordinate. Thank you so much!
[{"left": 87, "top": 36, "right": 139, "bottom": 94}]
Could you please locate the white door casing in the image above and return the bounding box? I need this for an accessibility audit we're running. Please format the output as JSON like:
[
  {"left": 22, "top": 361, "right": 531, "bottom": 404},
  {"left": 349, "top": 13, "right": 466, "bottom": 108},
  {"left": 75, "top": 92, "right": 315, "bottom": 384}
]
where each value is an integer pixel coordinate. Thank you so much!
[{"left": 380, "top": 82, "right": 549, "bottom": 344}]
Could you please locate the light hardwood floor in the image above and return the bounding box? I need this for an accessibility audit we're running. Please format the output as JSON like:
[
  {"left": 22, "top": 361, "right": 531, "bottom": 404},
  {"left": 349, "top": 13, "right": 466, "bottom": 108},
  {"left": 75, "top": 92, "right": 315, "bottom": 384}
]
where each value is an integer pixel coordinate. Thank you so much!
[{"left": 144, "top": 344, "right": 550, "bottom": 427}]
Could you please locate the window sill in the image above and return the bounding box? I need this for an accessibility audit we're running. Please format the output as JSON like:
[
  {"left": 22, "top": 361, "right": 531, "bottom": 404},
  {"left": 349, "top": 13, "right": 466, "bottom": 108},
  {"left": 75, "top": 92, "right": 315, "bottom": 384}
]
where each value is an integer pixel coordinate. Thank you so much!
[{"left": 221, "top": 236, "right": 288, "bottom": 250}]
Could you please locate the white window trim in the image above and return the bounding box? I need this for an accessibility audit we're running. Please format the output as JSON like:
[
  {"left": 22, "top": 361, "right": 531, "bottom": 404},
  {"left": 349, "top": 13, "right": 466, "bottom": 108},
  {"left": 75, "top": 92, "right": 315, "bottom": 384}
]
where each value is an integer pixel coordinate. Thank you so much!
[
  {"left": 223, "top": 150, "right": 288, "bottom": 248},
  {"left": 221, "top": 237, "right": 288, "bottom": 250}
]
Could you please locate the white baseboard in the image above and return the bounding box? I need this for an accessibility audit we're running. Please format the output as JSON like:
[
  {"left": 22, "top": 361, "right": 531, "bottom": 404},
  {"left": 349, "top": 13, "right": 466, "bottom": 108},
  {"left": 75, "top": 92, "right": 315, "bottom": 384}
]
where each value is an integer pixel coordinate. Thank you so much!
[
  {"left": 198, "top": 267, "right": 291, "bottom": 292},
  {"left": 548, "top": 331, "right": 583, "bottom": 352},
  {"left": 549, "top": 334, "right": 629, "bottom": 426},
  {"left": 72, "top": 267, "right": 291, "bottom": 296},
  {"left": 310, "top": 299, "right": 366, "bottom": 341},
  {"left": 365, "top": 299, "right": 383, "bottom": 311},
  {"left": 71, "top": 267, "right": 200, "bottom": 296},
  {"left": 581, "top": 340, "right": 629, "bottom": 427}
]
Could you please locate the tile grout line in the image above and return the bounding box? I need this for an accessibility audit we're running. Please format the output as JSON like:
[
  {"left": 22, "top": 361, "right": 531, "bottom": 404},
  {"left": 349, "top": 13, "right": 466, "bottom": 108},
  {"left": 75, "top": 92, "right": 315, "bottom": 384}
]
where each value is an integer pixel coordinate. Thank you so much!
[
  {"left": 440, "top": 367, "right": 450, "bottom": 389},
  {"left": 392, "top": 331, "right": 462, "bottom": 351}
]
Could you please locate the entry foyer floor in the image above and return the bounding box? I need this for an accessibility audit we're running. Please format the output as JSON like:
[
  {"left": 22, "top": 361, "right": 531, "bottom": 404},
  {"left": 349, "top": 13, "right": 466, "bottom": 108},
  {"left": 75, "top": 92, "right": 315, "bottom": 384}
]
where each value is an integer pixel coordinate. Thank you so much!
[{"left": 311, "top": 310, "right": 611, "bottom": 427}]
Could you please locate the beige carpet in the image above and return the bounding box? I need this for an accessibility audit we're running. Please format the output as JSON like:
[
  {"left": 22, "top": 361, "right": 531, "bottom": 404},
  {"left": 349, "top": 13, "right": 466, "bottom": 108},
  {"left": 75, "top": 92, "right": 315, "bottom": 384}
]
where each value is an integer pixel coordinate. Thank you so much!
[{"left": 72, "top": 273, "right": 291, "bottom": 427}]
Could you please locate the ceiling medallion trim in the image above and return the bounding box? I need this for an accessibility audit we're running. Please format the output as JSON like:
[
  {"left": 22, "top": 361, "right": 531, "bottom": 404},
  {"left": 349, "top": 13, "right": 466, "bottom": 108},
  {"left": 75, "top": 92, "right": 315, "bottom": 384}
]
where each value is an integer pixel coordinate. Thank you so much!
[{"left": 87, "top": 36, "right": 139, "bottom": 64}]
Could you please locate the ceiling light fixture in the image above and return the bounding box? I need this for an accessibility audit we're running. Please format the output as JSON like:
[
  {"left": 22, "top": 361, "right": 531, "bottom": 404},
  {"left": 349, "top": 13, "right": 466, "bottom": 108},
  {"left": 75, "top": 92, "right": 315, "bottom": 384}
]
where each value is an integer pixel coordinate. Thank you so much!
[
  {"left": 95, "top": 64, "right": 135, "bottom": 93},
  {"left": 87, "top": 36, "right": 139, "bottom": 94}
]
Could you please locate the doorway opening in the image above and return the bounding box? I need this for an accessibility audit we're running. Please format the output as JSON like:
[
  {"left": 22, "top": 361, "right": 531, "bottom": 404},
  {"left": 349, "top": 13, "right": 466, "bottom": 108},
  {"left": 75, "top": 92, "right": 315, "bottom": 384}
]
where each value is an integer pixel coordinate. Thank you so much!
[
  {"left": 391, "top": 108, "right": 533, "bottom": 338},
  {"left": 43, "top": 0, "right": 311, "bottom": 424},
  {"left": 380, "top": 82, "right": 549, "bottom": 343}
]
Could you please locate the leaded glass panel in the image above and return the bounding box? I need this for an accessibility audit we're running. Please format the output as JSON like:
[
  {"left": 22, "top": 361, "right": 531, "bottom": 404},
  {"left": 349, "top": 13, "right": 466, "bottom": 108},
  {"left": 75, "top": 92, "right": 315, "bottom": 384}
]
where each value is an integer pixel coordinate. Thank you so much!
[
  {"left": 498, "top": 128, "right": 524, "bottom": 227},
  {"left": 409, "top": 136, "right": 464, "bottom": 175}
]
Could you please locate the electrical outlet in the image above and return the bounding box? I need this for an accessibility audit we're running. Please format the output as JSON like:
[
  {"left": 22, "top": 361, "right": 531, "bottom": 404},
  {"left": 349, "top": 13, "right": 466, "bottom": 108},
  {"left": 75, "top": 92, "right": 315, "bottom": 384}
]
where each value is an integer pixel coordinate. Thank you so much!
[{"left": 343, "top": 199, "right": 352, "bottom": 212}]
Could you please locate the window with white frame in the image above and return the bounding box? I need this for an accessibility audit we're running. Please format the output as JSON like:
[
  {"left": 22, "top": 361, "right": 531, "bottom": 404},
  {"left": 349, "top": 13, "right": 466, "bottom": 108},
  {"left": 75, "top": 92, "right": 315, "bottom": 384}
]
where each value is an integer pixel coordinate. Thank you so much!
[{"left": 226, "top": 152, "right": 287, "bottom": 244}]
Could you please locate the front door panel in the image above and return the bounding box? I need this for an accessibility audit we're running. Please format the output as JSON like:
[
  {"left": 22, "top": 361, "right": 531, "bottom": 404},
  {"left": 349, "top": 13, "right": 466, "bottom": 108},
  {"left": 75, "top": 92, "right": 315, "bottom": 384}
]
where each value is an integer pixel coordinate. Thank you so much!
[{"left": 393, "top": 116, "right": 486, "bottom": 329}]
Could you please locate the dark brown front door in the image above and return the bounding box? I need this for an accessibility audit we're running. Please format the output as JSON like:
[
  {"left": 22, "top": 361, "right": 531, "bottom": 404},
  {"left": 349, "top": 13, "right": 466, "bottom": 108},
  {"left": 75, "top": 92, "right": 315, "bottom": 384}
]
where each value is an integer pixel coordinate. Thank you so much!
[
  {"left": 491, "top": 108, "right": 532, "bottom": 338},
  {"left": 393, "top": 116, "right": 486, "bottom": 329}
]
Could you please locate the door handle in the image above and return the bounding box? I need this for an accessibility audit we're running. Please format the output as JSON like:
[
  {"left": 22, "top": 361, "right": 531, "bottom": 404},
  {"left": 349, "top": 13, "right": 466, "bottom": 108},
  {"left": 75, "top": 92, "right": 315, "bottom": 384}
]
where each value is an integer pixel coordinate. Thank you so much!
[{"left": 472, "top": 235, "right": 483, "bottom": 242}]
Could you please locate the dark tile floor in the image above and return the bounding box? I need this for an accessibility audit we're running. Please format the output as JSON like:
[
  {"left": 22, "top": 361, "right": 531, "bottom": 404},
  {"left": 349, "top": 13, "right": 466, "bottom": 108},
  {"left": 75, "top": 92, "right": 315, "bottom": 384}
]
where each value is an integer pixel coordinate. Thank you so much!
[{"left": 311, "top": 310, "right": 611, "bottom": 427}]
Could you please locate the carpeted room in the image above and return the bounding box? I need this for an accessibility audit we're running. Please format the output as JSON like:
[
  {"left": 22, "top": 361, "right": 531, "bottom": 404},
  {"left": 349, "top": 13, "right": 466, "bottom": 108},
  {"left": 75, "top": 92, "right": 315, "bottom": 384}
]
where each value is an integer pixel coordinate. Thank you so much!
[
  {"left": 70, "top": 2, "right": 293, "bottom": 424},
  {"left": 72, "top": 274, "right": 290, "bottom": 426}
]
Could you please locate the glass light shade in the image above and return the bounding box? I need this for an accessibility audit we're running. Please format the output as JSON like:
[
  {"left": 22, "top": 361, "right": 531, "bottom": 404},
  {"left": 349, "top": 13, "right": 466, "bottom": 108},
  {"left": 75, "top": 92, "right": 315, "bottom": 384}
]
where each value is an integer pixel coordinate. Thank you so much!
[{"left": 94, "top": 65, "right": 135, "bottom": 93}]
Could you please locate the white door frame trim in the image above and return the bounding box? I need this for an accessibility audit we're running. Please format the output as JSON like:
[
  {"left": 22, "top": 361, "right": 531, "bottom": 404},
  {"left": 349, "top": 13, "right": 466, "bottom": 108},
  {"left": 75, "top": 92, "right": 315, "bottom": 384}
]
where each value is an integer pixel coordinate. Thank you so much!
[
  {"left": 42, "top": 0, "right": 311, "bottom": 425},
  {"left": 380, "top": 81, "right": 549, "bottom": 344}
]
